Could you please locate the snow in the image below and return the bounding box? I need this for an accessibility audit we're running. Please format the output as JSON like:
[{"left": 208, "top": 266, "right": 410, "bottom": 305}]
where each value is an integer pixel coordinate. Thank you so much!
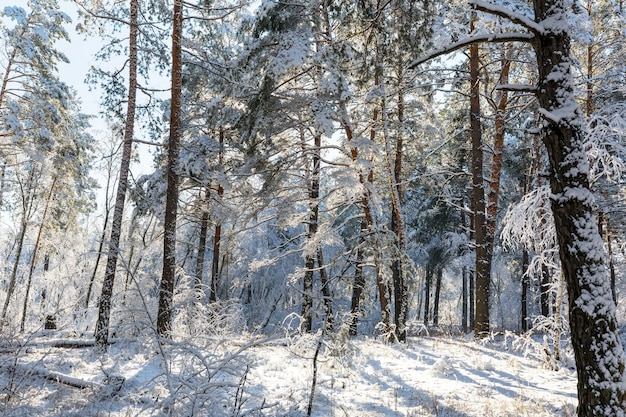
[
  {"left": 470, "top": 0, "right": 543, "bottom": 34},
  {"left": 0, "top": 331, "right": 579, "bottom": 416},
  {"left": 2, "top": 6, "right": 27, "bottom": 25}
]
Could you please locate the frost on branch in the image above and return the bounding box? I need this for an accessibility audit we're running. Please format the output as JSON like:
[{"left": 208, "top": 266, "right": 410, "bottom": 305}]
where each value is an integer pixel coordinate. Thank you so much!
[
  {"left": 501, "top": 185, "right": 559, "bottom": 278},
  {"left": 586, "top": 103, "right": 626, "bottom": 184},
  {"left": 470, "top": 0, "right": 541, "bottom": 33}
]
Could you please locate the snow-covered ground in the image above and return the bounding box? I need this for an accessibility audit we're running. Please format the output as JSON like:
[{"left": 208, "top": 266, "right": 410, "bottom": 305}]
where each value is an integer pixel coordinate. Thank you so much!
[{"left": 0, "top": 330, "right": 578, "bottom": 416}]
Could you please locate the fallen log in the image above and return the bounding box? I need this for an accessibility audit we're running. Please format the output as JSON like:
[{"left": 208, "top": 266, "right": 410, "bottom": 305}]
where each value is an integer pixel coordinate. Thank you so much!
[{"left": 3, "top": 363, "right": 96, "bottom": 389}]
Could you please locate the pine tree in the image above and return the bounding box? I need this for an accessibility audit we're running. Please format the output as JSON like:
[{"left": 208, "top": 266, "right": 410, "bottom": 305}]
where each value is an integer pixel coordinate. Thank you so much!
[
  {"left": 0, "top": 1, "right": 96, "bottom": 330},
  {"left": 413, "top": 0, "right": 626, "bottom": 413},
  {"left": 94, "top": 0, "right": 138, "bottom": 349},
  {"left": 157, "top": 0, "right": 184, "bottom": 337}
]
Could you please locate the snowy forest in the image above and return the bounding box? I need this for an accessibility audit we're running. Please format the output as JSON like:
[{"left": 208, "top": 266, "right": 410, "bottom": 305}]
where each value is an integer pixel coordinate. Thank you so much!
[{"left": 1, "top": 0, "right": 626, "bottom": 415}]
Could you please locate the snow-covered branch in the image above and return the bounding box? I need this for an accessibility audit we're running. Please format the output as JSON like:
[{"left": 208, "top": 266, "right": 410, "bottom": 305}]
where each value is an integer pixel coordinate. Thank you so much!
[
  {"left": 501, "top": 184, "right": 556, "bottom": 254},
  {"left": 587, "top": 103, "right": 626, "bottom": 183},
  {"left": 469, "top": 0, "right": 542, "bottom": 34},
  {"left": 2, "top": 363, "right": 97, "bottom": 389},
  {"left": 408, "top": 32, "right": 534, "bottom": 69}
]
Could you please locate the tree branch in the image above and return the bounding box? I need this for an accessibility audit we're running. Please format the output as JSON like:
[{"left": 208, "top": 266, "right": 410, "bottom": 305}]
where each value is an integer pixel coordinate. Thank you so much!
[
  {"left": 408, "top": 32, "right": 534, "bottom": 69},
  {"left": 469, "top": 0, "right": 543, "bottom": 34},
  {"left": 2, "top": 364, "right": 97, "bottom": 389},
  {"left": 496, "top": 84, "right": 538, "bottom": 93}
]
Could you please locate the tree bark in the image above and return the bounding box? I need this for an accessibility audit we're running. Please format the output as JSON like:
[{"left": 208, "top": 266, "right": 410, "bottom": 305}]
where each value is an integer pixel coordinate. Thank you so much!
[
  {"left": 469, "top": 16, "right": 489, "bottom": 338},
  {"left": 605, "top": 217, "right": 617, "bottom": 304},
  {"left": 433, "top": 268, "right": 442, "bottom": 327},
  {"left": 318, "top": 247, "right": 333, "bottom": 332},
  {"left": 532, "top": 0, "right": 626, "bottom": 413},
  {"left": 209, "top": 208, "right": 222, "bottom": 301},
  {"left": 95, "top": 0, "right": 138, "bottom": 349},
  {"left": 462, "top": 266, "right": 468, "bottom": 333},
  {"left": 553, "top": 271, "right": 565, "bottom": 362},
  {"left": 521, "top": 249, "right": 529, "bottom": 333},
  {"left": 482, "top": 53, "right": 511, "bottom": 333},
  {"left": 302, "top": 255, "right": 314, "bottom": 333},
  {"left": 210, "top": 129, "right": 225, "bottom": 302},
  {"left": 469, "top": 269, "right": 475, "bottom": 329},
  {"left": 372, "top": 55, "right": 393, "bottom": 341},
  {"left": 341, "top": 104, "right": 385, "bottom": 337},
  {"left": 390, "top": 66, "right": 408, "bottom": 342},
  {"left": 540, "top": 264, "right": 551, "bottom": 317},
  {"left": 584, "top": 0, "right": 594, "bottom": 118},
  {"left": 300, "top": 127, "right": 322, "bottom": 333},
  {"left": 195, "top": 190, "right": 209, "bottom": 293},
  {"left": 348, "top": 221, "right": 366, "bottom": 336},
  {"left": 157, "top": 0, "right": 183, "bottom": 337},
  {"left": 0, "top": 164, "right": 5, "bottom": 211},
  {"left": 423, "top": 266, "right": 431, "bottom": 326}
]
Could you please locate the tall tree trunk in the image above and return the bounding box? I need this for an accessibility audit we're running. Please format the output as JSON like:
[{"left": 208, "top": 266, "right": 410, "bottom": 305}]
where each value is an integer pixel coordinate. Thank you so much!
[
  {"left": 157, "top": 0, "right": 183, "bottom": 337},
  {"left": 461, "top": 204, "right": 469, "bottom": 333},
  {"left": 433, "top": 268, "right": 442, "bottom": 327},
  {"left": 462, "top": 266, "right": 468, "bottom": 333},
  {"left": 195, "top": 190, "right": 209, "bottom": 293},
  {"left": 521, "top": 249, "right": 529, "bottom": 333},
  {"left": 300, "top": 126, "right": 322, "bottom": 333},
  {"left": 469, "top": 16, "right": 489, "bottom": 338},
  {"left": 469, "top": 269, "right": 475, "bottom": 329},
  {"left": 210, "top": 130, "right": 225, "bottom": 302},
  {"left": 209, "top": 213, "right": 221, "bottom": 301},
  {"left": 532, "top": 0, "right": 626, "bottom": 413},
  {"left": 341, "top": 104, "right": 381, "bottom": 336},
  {"left": 349, "top": 222, "right": 366, "bottom": 336},
  {"left": 605, "top": 217, "right": 617, "bottom": 304},
  {"left": 415, "top": 268, "right": 423, "bottom": 323},
  {"left": 540, "top": 264, "right": 551, "bottom": 317},
  {"left": 483, "top": 53, "right": 511, "bottom": 332},
  {"left": 20, "top": 177, "right": 56, "bottom": 332},
  {"left": 585, "top": 0, "right": 594, "bottom": 118},
  {"left": 302, "top": 255, "right": 314, "bottom": 333},
  {"left": 389, "top": 66, "right": 408, "bottom": 342},
  {"left": 316, "top": 0, "right": 384, "bottom": 337},
  {"left": 521, "top": 166, "right": 532, "bottom": 333},
  {"left": 372, "top": 53, "right": 393, "bottom": 341},
  {"left": 423, "top": 266, "right": 431, "bottom": 326},
  {"left": 553, "top": 271, "right": 565, "bottom": 362},
  {"left": 301, "top": 3, "right": 333, "bottom": 333},
  {"left": 0, "top": 163, "right": 5, "bottom": 211},
  {"left": 95, "top": 0, "right": 138, "bottom": 349},
  {"left": 317, "top": 247, "right": 333, "bottom": 332}
]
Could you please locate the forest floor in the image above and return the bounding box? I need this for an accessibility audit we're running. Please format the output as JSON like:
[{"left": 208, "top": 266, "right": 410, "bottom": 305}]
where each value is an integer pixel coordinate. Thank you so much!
[{"left": 0, "top": 329, "right": 579, "bottom": 416}]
